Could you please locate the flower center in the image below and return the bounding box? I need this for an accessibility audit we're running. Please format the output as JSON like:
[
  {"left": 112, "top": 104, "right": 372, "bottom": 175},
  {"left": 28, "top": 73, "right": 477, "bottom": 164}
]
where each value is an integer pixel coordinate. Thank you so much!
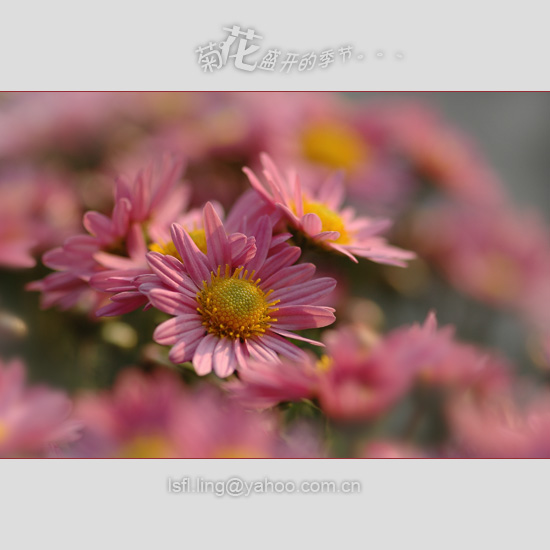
[
  {"left": 149, "top": 229, "right": 208, "bottom": 261},
  {"left": 302, "top": 199, "right": 350, "bottom": 244},
  {"left": 196, "top": 265, "right": 279, "bottom": 340},
  {"left": 301, "top": 122, "right": 369, "bottom": 172},
  {"left": 118, "top": 434, "right": 173, "bottom": 458},
  {"left": 0, "top": 420, "right": 9, "bottom": 444},
  {"left": 316, "top": 355, "right": 334, "bottom": 371}
]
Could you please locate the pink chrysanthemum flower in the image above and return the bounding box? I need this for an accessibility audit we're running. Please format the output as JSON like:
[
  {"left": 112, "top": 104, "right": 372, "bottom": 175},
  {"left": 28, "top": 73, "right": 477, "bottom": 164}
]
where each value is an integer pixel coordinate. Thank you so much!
[
  {"left": 69, "top": 368, "right": 320, "bottom": 458},
  {"left": 29, "top": 154, "right": 188, "bottom": 314},
  {"left": 138, "top": 202, "right": 336, "bottom": 378},
  {"left": 244, "top": 154, "right": 415, "bottom": 265},
  {"left": 0, "top": 358, "right": 81, "bottom": 457},
  {"left": 229, "top": 314, "right": 510, "bottom": 419}
]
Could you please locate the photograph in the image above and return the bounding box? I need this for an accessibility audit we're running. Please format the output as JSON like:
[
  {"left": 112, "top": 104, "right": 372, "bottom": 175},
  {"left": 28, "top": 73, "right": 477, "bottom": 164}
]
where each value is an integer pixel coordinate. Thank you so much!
[{"left": 2, "top": 92, "right": 549, "bottom": 459}]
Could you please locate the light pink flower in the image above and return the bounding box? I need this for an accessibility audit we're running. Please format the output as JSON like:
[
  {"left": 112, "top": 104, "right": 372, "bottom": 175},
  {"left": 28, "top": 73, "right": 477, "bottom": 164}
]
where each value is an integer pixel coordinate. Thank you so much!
[
  {"left": 244, "top": 154, "right": 415, "bottom": 265},
  {"left": 232, "top": 92, "right": 414, "bottom": 213},
  {"left": 377, "top": 101, "right": 506, "bottom": 206},
  {"left": 447, "top": 391, "right": 550, "bottom": 458},
  {"left": 0, "top": 358, "right": 80, "bottom": 457},
  {"left": 412, "top": 203, "right": 550, "bottom": 329},
  {"left": 139, "top": 202, "right": 336, "bottom": 378},
  {"left": 228, "top": 324, "right": 409, "bottom": 420},
  {"left": 29, "top": 154, "right": 188, "bottom": 314}
]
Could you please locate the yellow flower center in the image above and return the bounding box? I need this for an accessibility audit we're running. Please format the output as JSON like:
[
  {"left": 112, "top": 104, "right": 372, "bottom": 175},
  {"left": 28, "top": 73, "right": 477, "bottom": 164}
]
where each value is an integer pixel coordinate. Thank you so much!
[
  {"left": 0, "top": 420, "right": 9, "bottom": 444},
  {"left": 118, "top": 434, "right": 173, "bottom": 458},
  {"left": 476, "top": 252, "right": 521, "bottom": 302},
  {"left": 196, "top": 265, "right": 279, "bottom": 340},
  {"left": 316, "top": 355, "right": 334, "bottom": 372},
  {"left": 302, "top": 199, "right": 350, "bottom": 244},
  {"left": 212, "top": 446, "right": 268, "bottom": 458},
  {"left": 301, "top": 122, "right": 369, "bottom": 172},
  {"left": 149, "top": 229, "right": 208, "bottom": 261}
]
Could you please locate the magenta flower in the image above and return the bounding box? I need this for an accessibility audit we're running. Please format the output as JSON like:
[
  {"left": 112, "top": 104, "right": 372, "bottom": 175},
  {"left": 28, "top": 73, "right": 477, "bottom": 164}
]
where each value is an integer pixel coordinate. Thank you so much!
[
  {"left": 244, "top": 154, "right": 415, "bottom": 265},
  {"left": 139, "top": 202, "right": 336, "bottom": 378},
  {"left": 29, "top": 154, "right": 188, "bottom": 314},
  {"left": 0, "top": 358, "right": 81, "bottom": 457},
  {"left": 70, "top": 368, "right": 320, "bottom": 458}
]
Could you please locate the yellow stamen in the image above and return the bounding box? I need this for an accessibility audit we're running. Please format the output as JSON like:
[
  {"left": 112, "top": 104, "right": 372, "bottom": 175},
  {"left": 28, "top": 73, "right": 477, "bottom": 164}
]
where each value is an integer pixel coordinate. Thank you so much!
[
  {"left": 301, "top": 122, "right": 369, "bottom": 172},
  {"left": 302, "top": 199, "right": 350, "bottom": 244},
  {"left": 0, "top": 420, "right": 9, "bottom": 444},
  {"left": 196, "top": 265, "right": 279, "bottom": 340},
  {"left": 149, "top": 228, "right": 208, "bottom": 261},
  {"left": 316, "top": 355, "right": 334, "bottom": 372},
  {"left": 118, "top": 435, "right": 173, "bottom": 458}
]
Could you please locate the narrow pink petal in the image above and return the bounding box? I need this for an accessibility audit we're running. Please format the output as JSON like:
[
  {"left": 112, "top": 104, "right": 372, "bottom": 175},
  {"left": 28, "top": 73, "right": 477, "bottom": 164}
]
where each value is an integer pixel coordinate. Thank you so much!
[
  {"left": 111, "top": 197, "right": 131, "bottom": 237},
  {"left": 168, "top": 334, "right": 202, "bottom": 364},
  {"left": 247, "top": 339, "right": 281, "bottom": 363},
  {"left": 312, "top": 231, "right": 341, "bottom": 242},
  {"left": 192, "top": 334, "right": 218, "bottom": 375},
  {"left": 203, "top": 202, "right": 230, "bottom": 269},
  {"left": 243, "top": 167, "right": 277, "bottom": 205},
  {"left": 213, "top": 338, "right": 238, "bottom": 378},
  {"left": 327, "top": 243, "right": 359, "bottom": 263},
  {"left": 148, "top": 288, "right": 197, "bottom": 314},
  {"left": 127, "top": 222, "right": 148, "bottom": 262},
  {"left": 155, "top": 318, "right": 203, "bottom": 346},
  {"left": 242, "top": 216, "right": 271, "bottom": 274},
  {"left": 83, "top": 211, "right": 113, "bottom": 241},
  {"left": 275, "top": 305, "right": 336, "bottom": 330},
  {"left": 145, "top": 252, "right": 194, "bottom": 293},
  {"left": 262, "top": 263, "right": 316, "bottom": 291},
  {"left": 271, "top": 277, "right": 336, "bottom": 305},
  {"left": 301, "top": 213, "right": 323, "bottom": 236},
  {"left": 94, "top": 252, "right": 137, "bottom": 270},
  {"left": 261, "top": 332, "right": 309, "bottom": 362},
  {"left": 171, "top": 223, "right": 211, "bottom": 287},
  {"left": 233, "top": 340, "right": 250, "bottom": 368},
  {"left": 256, "top": 245, "right": 301, "bottom": 282},
  {"left": 271, "top": 328, "right": 325, "bottom": 347}
]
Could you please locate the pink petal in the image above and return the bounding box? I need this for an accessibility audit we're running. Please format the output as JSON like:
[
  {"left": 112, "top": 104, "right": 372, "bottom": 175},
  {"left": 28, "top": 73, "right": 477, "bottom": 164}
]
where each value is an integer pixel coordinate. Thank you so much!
[
  {"left": 301, "top": 213, "right": 323, "bottom": 236},
  {"left": 154, "top": 316, "right": 203, "bottom": 345},
  {"left": 203, "top": 202, "right": 231, "bottom": 269},
  {"left": 261, "top": 332, "right": 309, "bottom": 362},
  {"left": 271, "top": 277, "right": 336, "bottom": 306},
  {"left": 275, "top": 305, "right": 336, "bottom": 330},
  {"left": 148, "top": 288, "right": 196, "bottom": 315},
  {"left": 171, "top": 223, "right": 211, "bottom": 287},
  {"left": 213, "top": 338, "right": 237, "bottom": 378},
  {"left": 192, "top": 334, "right": 218, "bottom": 375},
  {"left": 83, "top": 211, "right": 113, "bottom": 242}
]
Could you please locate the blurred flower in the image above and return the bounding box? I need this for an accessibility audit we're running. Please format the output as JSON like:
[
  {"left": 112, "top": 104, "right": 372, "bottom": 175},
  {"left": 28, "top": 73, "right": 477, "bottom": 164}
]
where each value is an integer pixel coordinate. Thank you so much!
[
  {"left": 244, "top": 154, "right": 415, "bottom": 265},
  {"left": 70, "top": 368, "right": 320, "bottom": 458},
  {"left": 447, "top": 390, "right": 550, "bottom": 458},
  {"left": 229, "top": 314, "right": 510, "bottom": 420},
  {"left": 238, "top": 92, "right": 414, "bottom": 213},
  {"left": 28, "top": 154, "right": 188, "bottom": 313},
  {"left": 0, "top": 167, "right": 81, "bottom": 268},
  {"left": 360, "top": 440, "right": 427, "bottom": 458},
  {"left": 139, "top": 203, "right": 336, "bottom": 377},
  {"left": 378, "top": 101, "right": 506, "bottom": 205},
  {"left": 0, "top": 358, "right": 80, "bottom": 457},
  {"left": 412, "top": 203, "right": 550, "bottom": 329}
]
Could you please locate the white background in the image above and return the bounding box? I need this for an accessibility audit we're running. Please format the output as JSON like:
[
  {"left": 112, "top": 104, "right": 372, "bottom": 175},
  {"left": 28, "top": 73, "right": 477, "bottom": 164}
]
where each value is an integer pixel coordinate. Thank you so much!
[
  {"left": 0, "top": 0, "right": 549, "bottom": 90},
  {"left": 1, "top": 2, "right": 549, "bottom": 547},
  {"left": 2, "top": 459, "right": 549, "bottom": 549}
]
